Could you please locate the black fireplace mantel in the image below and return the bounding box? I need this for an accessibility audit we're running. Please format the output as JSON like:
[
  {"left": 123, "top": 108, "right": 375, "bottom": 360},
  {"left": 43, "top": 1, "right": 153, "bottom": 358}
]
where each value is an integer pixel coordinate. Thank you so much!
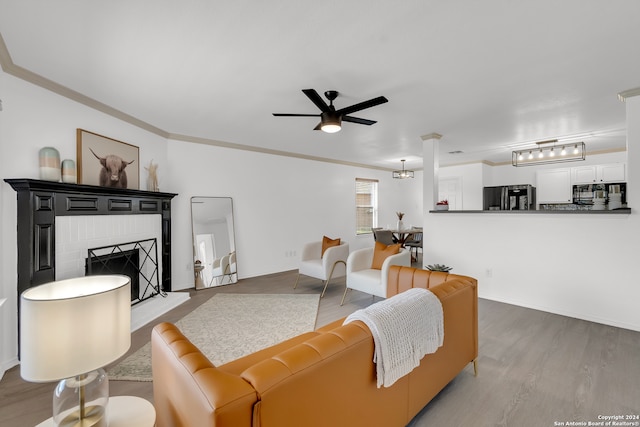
[{"left": 4, "top": 178, "right": 178, "bottom": 298}]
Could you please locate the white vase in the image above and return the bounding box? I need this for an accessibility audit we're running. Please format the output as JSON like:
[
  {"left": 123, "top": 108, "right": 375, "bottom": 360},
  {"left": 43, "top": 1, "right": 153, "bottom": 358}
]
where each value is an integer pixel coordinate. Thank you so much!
[
  {"left": 61, "top": 159, "right": 77, "bottom": 183},
  {"left": 397, "top": 220, "right": 404, "bottom": 230},
  {"left": 39, "top": 147, "right": 61, "bottom": 181}
]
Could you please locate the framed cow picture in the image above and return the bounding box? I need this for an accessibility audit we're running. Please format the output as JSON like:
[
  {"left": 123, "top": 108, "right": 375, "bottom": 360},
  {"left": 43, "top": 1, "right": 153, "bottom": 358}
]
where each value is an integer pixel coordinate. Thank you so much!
[{"left": 76, "top": 129, "right": 140, "bottom": 190}]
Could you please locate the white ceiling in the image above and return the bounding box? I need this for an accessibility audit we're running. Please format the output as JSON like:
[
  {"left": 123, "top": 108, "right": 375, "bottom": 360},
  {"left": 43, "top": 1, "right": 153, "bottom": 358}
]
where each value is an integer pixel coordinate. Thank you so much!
[{"left": 1, "top": 0, "right": 639, "bottom": 170}]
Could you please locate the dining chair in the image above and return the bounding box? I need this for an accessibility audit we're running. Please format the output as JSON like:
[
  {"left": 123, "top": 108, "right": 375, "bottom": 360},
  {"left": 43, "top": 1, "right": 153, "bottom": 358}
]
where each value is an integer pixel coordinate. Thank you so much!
[
  {"left": 404, "top": 231, "right": 423, "bottom": 262},
  {"left": 372, "top": 229, "right": 396, "bottom": 245}
]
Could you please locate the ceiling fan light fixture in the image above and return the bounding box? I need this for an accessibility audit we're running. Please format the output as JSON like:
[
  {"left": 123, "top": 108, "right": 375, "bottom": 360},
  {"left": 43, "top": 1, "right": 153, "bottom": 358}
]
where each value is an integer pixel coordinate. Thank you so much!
[
  {"left": 273, "top": 89, "right": 387, "bottom": 132},
  {"left": 320, "top": 111, "right": 341, "bottom": 133},
  {"left": 392, "top": 159, "right": 414, "bottom": 179}
]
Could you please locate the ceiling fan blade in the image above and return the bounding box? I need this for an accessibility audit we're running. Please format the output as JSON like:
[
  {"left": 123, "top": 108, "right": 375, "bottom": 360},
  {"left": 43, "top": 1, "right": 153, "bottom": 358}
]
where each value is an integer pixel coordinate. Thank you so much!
[
  {"left": 342, "top": 116, "right": 377, "bottom": 126},
  {"left": 336, "top": 96, "right": 388, "bottom": 116},
  {"left": 272, "top": 113, "right": 320, "bottom": 117},
  {"left": 313, "top": 122, "right": 322, "bottom": 131},
  {"left": 302, "top": 89, "right": 330, "bottom": 112}
]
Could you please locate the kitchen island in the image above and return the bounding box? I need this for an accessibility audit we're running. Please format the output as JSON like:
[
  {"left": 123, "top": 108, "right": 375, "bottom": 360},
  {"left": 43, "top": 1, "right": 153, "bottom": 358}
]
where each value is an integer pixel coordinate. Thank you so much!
[{"left": 421, "top": 207, "right": 639, "bottom": 335}]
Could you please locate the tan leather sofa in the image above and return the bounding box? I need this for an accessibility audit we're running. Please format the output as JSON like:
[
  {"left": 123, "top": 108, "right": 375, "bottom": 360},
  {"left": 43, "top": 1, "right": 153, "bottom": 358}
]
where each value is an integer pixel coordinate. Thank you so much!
[{"left": 151, "top": 266, "right": 478, "bottom": 427}]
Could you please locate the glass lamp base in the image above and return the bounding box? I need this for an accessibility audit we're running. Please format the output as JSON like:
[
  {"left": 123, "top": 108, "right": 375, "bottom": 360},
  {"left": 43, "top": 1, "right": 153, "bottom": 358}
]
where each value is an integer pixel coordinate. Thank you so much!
[{"left": 53, "top": 368, "right": 108, "bottom": 427}]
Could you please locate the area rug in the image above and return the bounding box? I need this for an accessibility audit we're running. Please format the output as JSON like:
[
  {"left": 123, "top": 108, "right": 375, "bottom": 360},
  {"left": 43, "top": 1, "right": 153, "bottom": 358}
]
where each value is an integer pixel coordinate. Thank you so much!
[{"left": 108, "top": 293, "right": 320, "bottom": 381}]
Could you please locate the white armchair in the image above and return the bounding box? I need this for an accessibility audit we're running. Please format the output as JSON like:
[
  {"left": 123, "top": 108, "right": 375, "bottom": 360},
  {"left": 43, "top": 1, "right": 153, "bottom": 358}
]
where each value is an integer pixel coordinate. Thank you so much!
[
  {"left": 210, "top": 254, "right": 230, "bottom": 286},
  {"left": 294, "top": 240, "right": 350, "bottom": 297},
  {"left": 341, "top": 246, "right": 411, "bottom": 305},
  {"left": 224, "top": 251, "right": 237, "bottom": 283}
]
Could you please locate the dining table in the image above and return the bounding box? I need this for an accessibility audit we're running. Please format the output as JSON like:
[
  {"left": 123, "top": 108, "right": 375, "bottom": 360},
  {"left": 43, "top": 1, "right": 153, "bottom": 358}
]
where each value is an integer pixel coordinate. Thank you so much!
[
  {"left": 379, "top": 228, "right": 422, "bottom": 262},
  {"left": 382, "top": 228, "right": 421, "bottom": 246}
]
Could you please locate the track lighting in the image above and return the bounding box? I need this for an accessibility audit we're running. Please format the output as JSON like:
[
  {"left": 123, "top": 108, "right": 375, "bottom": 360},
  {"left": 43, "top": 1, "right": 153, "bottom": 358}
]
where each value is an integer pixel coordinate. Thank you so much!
[{"left": 512, "top": 140, "right": 586, "bottom": 167}]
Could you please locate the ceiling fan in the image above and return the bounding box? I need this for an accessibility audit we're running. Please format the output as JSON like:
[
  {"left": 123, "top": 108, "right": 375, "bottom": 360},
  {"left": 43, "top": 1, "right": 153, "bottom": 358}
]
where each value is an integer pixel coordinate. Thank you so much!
[{"left": 272, "top": 89, "right": 388, "bottom": 133}]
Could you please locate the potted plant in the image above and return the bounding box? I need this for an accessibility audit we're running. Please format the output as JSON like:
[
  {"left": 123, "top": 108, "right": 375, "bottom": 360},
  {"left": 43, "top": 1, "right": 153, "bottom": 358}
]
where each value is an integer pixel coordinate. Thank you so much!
[
  {"left": 435, "top": 200, "right": 449, "bottom": 211},
  {"left": 396, "top": 212, "right": 405, "bottom": 230},
  {"left": 426, "top": 264, "right": 452, "bottom": 272}
]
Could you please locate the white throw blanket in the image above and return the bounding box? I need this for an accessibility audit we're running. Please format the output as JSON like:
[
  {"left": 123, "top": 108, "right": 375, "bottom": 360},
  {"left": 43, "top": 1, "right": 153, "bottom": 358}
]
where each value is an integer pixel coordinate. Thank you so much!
[{"left": 344, "top": 288, "right": 444, "bottom": 388}]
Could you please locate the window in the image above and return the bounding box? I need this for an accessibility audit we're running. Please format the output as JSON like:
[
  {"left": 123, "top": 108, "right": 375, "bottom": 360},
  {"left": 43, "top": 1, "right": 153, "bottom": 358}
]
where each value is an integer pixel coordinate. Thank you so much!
[{"left": 355, "top": 178, "right": 378, "bottom": 234}]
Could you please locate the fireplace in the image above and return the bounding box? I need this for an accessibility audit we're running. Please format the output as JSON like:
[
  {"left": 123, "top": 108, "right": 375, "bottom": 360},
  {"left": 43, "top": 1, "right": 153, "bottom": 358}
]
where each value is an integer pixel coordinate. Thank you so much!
[{"left": 5, "top": 179, "right": 177, "bottom": 304}]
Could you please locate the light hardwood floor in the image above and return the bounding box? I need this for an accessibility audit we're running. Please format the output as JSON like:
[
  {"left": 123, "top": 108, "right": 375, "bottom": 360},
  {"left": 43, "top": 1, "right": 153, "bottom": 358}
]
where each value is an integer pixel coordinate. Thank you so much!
[{"left": 1, "top": 270, "right": 639, "bottom": 426}]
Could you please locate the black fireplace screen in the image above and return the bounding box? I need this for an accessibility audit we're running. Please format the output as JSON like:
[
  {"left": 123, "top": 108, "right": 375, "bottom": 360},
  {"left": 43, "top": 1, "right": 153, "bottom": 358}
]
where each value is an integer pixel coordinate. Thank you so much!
[{"left": 86, "top": 238, "right": 162, "bottom": 305}]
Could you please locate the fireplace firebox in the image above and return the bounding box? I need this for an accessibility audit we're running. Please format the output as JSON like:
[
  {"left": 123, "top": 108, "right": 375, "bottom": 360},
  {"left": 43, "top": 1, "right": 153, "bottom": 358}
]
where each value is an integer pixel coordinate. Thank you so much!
[
  {"left": 85, "top": 238, "right": 161, "bottom": 305},
  {"left": 86, "top": 248, "right": 140, "bottom": 302}
]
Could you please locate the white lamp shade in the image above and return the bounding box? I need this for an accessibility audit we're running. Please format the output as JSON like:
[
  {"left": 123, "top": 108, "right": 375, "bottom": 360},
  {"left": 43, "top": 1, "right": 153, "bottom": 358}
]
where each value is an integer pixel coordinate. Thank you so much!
[{"left": 20, "top": 275, "right": 131, "bottom": 382}]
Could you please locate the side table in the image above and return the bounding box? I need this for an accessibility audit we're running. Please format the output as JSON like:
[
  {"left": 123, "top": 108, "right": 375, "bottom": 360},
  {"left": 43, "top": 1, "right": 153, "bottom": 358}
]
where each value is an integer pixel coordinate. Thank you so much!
[
  {"left": 194, "top": 263, "right": 206, "bottom": 289},
  {"left": 36, "top": 396, "right": 155, "bottom": 427}
]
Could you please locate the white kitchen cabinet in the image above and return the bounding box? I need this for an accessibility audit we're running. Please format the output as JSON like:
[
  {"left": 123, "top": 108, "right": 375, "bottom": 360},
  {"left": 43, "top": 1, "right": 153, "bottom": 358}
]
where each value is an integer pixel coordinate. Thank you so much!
[
  {"left": 571, "top": 163, "right": 625, "bottom": 184},
  {"left": 536, "top": 168, "right": 572, "bottom": 204}
]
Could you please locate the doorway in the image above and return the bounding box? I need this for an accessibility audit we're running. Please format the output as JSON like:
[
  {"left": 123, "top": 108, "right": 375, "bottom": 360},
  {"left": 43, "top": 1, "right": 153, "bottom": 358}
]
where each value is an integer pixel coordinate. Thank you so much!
[{"left": 439, "top": 177, "right": 463, "bottom": 210}]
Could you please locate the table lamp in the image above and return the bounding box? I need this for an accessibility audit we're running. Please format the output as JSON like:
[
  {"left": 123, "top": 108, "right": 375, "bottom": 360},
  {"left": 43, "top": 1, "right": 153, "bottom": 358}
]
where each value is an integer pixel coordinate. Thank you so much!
[{"left": 20, "top": 275, "right": 131, "bottom": 427}]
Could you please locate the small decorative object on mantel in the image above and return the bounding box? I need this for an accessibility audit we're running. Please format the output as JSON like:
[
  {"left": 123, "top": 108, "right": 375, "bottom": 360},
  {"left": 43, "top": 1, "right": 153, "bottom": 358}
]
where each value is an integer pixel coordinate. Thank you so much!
[
  {"left": 145, "top": 160, "right": 159, "bottom": 192},
  {"left": 435, "top": 200, "right": 449, "bottom": 211},
  {"left": 426, "top": 264, "right": 452, "bottom": 272},
  {"left": 396, "top": 211, "right": 405, "bottom": 230},
  {"left": 38, "top": 147, "right": 61, "bottom": 181},
  {"left": 61, "top": 159, "right": 77, "bottom": 183}
]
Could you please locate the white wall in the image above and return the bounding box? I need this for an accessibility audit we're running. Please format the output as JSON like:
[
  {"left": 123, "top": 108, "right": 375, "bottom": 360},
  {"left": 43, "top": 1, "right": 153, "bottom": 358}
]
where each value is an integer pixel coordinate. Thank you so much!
[
  {"left": 0, "top": 70, "right": 423, "bottom": 376},
  {"left": 439, "top": 162, "right": 485, "bottom": 210},
  {"left": 422, "top": 210, "right": 640, "bottom": 331},
  {"left": 165, "top": 139, "right": 423, "bottom": 289}
]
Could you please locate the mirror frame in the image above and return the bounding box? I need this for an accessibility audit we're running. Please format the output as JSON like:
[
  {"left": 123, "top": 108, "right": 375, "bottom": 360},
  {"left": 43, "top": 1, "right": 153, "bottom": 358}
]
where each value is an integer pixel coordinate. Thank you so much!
[{"left": 190, "top": 196, "right": 237, "bottom": 288}]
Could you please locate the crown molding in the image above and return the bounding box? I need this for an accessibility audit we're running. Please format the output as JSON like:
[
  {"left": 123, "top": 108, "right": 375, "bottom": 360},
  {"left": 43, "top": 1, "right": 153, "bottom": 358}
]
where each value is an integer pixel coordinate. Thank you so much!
[
  {"left": 0, "top": 34, "right": 168, "bottom": 138},
  {"left": 420, "top": 133, "right": 443, "bottom": 141},
  {"left": 618, "top": 87, "right": 640, "bottom": 102},
  {"left": 0, "top": 39, "right": 167, "bottom": 136},
  {"left": 168, "top": 133, "right": 394, "bottom": 172}
]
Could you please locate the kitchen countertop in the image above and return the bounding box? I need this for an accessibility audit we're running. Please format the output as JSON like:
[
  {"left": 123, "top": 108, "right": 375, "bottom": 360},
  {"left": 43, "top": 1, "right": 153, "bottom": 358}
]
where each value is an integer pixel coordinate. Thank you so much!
[{"left": 429, "top": 208, "right": 631, "bottom": 214}]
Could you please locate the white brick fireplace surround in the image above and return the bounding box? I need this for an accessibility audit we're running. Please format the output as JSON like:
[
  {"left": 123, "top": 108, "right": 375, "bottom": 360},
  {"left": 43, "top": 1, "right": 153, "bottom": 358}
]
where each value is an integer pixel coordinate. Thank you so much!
[
  {"left": 55, "top": 214, "right": 188, "bottom": 332},
  {"left": 55, "top": 214, "right": 162, "bottom": 281}
]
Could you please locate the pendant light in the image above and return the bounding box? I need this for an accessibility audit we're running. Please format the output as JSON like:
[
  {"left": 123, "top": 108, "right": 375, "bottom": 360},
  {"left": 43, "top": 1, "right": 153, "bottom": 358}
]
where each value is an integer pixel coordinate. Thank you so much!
[{"left": 392, "top": 160, "right": 414, "bottom": 179}]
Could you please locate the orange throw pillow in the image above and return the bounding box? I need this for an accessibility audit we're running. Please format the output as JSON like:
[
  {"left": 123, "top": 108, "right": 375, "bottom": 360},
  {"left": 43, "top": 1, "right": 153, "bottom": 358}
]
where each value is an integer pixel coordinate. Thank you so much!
[
  {"left": 321, "top": 236, "right": 341, "bottom": 258},
  {"left": 371, "top": 241, "right": 401, "bottom": 270}
]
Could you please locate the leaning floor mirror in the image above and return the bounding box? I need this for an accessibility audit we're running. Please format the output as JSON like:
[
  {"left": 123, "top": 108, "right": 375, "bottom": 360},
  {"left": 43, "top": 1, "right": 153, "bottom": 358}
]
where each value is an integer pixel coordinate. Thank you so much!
[{"left": 191, "top": 197, "right": 237, "bottom": 288}]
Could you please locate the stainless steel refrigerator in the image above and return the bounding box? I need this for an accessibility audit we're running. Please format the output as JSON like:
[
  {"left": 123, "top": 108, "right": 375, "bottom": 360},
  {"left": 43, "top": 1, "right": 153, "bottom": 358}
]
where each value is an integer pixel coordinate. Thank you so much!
[{"left": 483, "top": 185, "right": 536, "bottom": 210}]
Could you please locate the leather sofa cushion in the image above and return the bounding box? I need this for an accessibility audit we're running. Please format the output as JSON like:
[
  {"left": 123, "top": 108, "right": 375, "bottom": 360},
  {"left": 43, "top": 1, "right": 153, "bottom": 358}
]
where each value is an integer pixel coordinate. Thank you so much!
[
  {"left": 387, "top": 265, "right": 478, "bottom": 295},
  {"left": 371, "top": 241, "right": 401, "bottom": 269},
  {"left": 218, "top": 331, "right": 321, "bottom": 376},
  {"left": 321, "top": 236, "right": 341, "bottom": 257}
]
